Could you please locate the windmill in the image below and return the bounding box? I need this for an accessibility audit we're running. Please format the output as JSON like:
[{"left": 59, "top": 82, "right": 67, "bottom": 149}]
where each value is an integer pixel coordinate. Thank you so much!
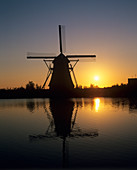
[{"left": 27, "top": 25, "right": 96, "bottom": 93}]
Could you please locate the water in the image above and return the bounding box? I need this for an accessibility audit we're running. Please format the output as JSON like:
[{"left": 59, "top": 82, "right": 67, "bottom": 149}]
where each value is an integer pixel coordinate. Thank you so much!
[{"left": 0, "top": 98, "right": 137, "bottom": 169}]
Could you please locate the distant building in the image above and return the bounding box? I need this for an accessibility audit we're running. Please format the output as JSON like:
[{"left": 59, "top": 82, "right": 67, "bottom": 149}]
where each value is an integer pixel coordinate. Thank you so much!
[{"left": 128, "top": 78, "right": 137, "bottom": 87}]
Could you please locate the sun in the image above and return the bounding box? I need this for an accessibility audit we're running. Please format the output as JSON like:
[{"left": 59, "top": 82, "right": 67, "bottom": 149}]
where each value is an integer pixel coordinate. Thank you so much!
[{"left": 94, "top": 76, "right": 99, "bottom": 81}]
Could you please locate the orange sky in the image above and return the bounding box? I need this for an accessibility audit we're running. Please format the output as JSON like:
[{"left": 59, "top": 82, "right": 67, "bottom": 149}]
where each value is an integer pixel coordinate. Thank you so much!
[{"left": 1, "top": 0, "right": 137, "bottom": 89}]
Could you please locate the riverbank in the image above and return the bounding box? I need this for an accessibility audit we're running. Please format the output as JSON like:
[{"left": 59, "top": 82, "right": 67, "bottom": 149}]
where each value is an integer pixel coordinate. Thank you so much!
[{"left": 0, "top": 85, "right": 137, "bottom": 99}]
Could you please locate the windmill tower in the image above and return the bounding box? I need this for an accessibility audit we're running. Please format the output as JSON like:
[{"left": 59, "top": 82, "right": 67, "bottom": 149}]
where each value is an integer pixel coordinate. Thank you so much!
[{"left": 27, "top": 25, "right": 96, "bottom": 93}]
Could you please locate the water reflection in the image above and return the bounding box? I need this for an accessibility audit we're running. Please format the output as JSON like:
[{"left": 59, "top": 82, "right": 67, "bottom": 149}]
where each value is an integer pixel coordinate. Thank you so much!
[
  {"left": 1, "top": 98, "right": 137, "bottom": 115},
  {"left": 129, "top": 98, "right": 137, "bottom": 114},
  {"left": 111, "top": 98, "right": 129, "bottom": 108},
  {"left": 94, "top": 98, "right": 100, "bottom": 112},
  {"left": 111, "top": 98, "right": 137, "bottom": 114},
  {"left": 28, "top": 99, "right": 99, "bottom": 139},
  {"left": 1, "top": 98, "right": 137, "bottom": 168},
  {"left": 28, "top": 99, "right": 98, "bottom": 168},
  {"left": 26, "top": 99, "right": 35, "bottom": 113},
  {"left": 50, "top": 99, "right": 74, "bottom": 137}
]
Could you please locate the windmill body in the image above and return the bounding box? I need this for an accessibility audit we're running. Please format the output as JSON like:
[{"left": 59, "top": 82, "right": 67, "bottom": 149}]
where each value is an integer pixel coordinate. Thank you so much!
[
  {"left": 27, "top": 25, "right": 96, "bottom": 94},
  {"left": 49, "top": 53, "right": 74, "bottom": 92}
]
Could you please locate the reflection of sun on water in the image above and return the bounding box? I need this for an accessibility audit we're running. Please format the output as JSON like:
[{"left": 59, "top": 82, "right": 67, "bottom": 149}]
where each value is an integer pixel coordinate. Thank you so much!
[{"left": 94, "top": 98, "right": 100, "bottom": 112}]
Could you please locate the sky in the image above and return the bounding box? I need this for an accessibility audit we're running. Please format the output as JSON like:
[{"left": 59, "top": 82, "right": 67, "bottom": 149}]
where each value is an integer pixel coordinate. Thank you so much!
[{"left": 1, "top": 0, "right": 137, "bottom": 89}]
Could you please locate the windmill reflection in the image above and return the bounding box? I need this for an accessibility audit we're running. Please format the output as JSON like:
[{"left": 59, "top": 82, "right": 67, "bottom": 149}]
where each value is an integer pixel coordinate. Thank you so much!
[
  {"left": 50, "top": 99, "right": 74, "bottom": 137},
  {"left": 28, "top": 99, "right": 98, "bottom": 168}
]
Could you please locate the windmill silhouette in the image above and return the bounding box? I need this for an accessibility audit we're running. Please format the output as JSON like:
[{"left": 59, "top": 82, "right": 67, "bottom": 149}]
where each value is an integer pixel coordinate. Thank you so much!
[
  {"left": 29, "top": 99, "right": 98, "bottom": 168},
  {"left": 27, "top": 25, "right": 96, "bottom": 93}
]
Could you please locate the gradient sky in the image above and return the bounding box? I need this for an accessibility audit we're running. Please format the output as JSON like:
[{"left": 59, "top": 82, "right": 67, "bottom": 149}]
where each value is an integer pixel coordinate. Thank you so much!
[{"left": 1, "top": 0, "right": 137, "bottom": 89}]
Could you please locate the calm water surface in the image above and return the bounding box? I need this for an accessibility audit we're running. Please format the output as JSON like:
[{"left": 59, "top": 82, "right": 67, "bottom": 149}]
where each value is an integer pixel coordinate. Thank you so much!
[{"left": 0, "top": 97, "right": 137, "bottom": 169}]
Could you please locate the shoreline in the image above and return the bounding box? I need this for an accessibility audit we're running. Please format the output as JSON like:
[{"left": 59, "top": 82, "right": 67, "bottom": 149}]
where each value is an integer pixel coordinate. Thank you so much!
[{"left": 0, "top": 86, "right": 137, "bottom": 99}]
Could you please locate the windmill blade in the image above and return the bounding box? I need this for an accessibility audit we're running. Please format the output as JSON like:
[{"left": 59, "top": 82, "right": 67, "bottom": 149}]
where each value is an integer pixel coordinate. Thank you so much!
[
  {"left": 42, "top": 70, "right": 52, "bottom": 89},
  {"left": 43, "top": 60, "right": 54, "bottom": 62},
  {"left": 59, "top": 25, "right": 63, "bottom": 53},
  {"left": 43, "top": 60, "right": 53, "bottom": 71},
  {"left": 70, "top": 64, "right": 78, "bottom": 88},
  {"left": 69, "top": 60, "right": 79, "bottom": 62},
  {"left": 66, "top": 55, "right": 96, "bottom": 58},
  {"left": 27, "top": 56, "right": 56, "bottom": 59},
  {"left": 42, "top": 63, "right": 52, "bottom": 89},
  {"left": 27, "top": 52, "right": 56, "bottom": 56},
  {"left": 58, "top": 25, "right": 66, "bottom": 54},
  {"left": 62, "top": 25, "right": 66, "bottom": 53},
  {"left": 59, "top": 25, "right": 62, "bottom": 54},
  {"left": 78, "top": 58, "right": 96, "bottom": 62},
  {"left": 72, "top": 59, "right": 79, "bottom": 69}
]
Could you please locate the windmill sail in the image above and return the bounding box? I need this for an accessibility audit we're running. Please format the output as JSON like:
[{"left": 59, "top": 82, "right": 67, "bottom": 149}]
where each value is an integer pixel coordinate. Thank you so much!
[{"left": 59, "top": 25, "right": 63, "bottom": 54}]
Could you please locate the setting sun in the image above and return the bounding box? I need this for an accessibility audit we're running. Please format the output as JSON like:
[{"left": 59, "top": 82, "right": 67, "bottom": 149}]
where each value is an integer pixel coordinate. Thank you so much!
[{"left": 94, "top": 76, "right": 99, "bottom": 81}]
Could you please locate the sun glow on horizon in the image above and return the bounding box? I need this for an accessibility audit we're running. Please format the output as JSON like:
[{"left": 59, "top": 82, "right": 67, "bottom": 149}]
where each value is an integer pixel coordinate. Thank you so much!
[{"left": 94, "top": 76, "right": 99, "bottom": 81}]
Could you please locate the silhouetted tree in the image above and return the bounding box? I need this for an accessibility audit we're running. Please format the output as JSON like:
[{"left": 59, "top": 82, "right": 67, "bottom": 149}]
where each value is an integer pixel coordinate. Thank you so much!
[
  {"left": 36, "top": 84, "right": 42, "bottom": 90},
  {"left": 95, "top": 85, "right": 99, "bottom": 88},
  {"left": 26, "top": 81, "right": 35, "bottom": 90},
  {"left": 90, "top": 84, "right": 94, "bottom": 88},
  {"left": 78, "top": 85, "right": 82, "bottom": 89},
  {"left": 18, "top": 86, "right": 25, "bottom": 90}
]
